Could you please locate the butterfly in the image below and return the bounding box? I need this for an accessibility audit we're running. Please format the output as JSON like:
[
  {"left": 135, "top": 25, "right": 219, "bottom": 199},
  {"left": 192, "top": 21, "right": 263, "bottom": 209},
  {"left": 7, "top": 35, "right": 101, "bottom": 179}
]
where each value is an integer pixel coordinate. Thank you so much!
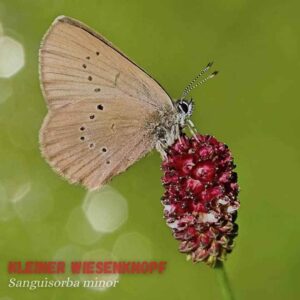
[{"left": 39, "top": 16, "right": 217, "bottom": 190}]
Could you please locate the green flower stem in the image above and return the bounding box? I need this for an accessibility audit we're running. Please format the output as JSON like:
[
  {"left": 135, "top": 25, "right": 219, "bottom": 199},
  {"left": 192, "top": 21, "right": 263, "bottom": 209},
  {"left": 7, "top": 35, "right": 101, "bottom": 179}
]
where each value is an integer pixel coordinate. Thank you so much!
[{"left": 215, "top": 262, "right": 235, "bottom": 300}]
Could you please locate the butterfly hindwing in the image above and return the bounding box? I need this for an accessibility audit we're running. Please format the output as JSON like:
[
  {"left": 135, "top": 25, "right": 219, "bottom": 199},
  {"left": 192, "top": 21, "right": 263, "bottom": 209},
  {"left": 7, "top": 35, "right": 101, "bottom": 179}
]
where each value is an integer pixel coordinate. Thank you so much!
[{"left": 40, "top": 97, "right": 154, "bottom": 189}]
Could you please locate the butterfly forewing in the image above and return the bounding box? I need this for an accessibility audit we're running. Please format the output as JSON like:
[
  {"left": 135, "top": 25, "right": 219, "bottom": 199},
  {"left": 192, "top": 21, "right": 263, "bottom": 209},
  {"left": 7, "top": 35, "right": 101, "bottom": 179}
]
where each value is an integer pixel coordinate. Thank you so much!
[
  {"left": 39, "top": 16, "right": 174, "bottom": 189},
  {"left": 40, "top": 16, "right": 172, "bottom": 109}
]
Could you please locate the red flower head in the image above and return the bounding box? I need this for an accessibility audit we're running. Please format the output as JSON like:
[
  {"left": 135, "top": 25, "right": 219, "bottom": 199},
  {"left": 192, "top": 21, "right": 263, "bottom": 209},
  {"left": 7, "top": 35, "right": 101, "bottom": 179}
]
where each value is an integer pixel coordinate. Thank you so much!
[{"left": 161, "top": 134, "right": 239, "bottom": 267}]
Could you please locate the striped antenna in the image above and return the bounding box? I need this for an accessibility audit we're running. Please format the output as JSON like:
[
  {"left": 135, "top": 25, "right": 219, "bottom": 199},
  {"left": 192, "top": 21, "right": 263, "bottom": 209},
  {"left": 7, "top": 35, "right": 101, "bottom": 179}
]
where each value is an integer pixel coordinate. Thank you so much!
[{"left": 181, "top": 62, "right": 218, "bottom": 99}]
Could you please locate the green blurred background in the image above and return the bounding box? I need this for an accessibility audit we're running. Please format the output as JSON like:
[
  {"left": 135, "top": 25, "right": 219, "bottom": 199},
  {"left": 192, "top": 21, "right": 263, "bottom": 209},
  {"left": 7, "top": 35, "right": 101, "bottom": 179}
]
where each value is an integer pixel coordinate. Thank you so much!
[{"left": 0, "top": 0, "right": 299, "bottom": 299}]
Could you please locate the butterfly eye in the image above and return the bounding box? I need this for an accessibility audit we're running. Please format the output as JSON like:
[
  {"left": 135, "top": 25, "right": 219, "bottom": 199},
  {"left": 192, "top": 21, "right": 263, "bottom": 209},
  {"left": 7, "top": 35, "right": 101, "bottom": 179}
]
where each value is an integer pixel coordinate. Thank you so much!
[
  {"left": 102, "top": 147, "right": 107, "bottom": 152},
  {"left": 180, "top": 102, "right": 189, "bottom": 114},
  {"left": 80, "top": 126, "right": 85, "bottom": 131}
]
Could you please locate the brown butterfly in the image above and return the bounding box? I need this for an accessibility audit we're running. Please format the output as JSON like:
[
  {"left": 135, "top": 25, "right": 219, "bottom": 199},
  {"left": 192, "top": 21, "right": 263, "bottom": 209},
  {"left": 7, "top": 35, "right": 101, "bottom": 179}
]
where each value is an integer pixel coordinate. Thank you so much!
[{"left": 39, "top": 16, "right": 217, "bottom": 190}]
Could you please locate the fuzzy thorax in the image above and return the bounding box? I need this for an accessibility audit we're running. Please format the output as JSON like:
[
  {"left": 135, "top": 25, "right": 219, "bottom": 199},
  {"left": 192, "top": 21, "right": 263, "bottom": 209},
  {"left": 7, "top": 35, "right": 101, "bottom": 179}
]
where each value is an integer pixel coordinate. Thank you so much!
[{"left": 144, "top": 106, "right": 180, "bottom": 157}]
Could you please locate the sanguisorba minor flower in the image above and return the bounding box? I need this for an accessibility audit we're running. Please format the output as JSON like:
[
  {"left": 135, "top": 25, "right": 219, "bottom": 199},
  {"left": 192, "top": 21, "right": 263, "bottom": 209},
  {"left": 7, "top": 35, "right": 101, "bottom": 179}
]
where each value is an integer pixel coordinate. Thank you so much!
[{"left": 161, "top": 134, "right": 239, "bottom": 267}]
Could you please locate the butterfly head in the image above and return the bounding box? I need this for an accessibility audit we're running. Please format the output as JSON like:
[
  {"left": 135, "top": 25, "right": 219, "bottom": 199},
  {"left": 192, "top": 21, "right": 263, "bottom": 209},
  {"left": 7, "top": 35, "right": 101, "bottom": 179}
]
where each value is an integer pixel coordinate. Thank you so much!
[{"left": 176, "top": 99, "right": 194, "bottom": 119}]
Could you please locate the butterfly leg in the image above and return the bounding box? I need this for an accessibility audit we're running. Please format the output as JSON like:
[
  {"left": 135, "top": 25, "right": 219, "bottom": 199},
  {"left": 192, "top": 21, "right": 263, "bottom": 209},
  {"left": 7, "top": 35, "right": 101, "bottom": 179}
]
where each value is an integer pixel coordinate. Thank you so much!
[
  {"left": 156, "top": 140, "right": 168, "bottom": 161},
  {"left": 187, "top": 119, "right": 199, "bottom": 142},
  {"left": 177, "top": 127, "right": 184, "bottom": 145}
]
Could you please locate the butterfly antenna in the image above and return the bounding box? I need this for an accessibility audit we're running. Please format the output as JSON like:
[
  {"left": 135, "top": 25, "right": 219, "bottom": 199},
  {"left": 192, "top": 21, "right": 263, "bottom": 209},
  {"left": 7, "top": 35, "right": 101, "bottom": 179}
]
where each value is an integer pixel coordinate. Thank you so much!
[
  {"left": 181, "top": 62, "right": 213, "bottom": 99},
  {"left": 181, "top": 70, "right": 219, "bottom": 99}
]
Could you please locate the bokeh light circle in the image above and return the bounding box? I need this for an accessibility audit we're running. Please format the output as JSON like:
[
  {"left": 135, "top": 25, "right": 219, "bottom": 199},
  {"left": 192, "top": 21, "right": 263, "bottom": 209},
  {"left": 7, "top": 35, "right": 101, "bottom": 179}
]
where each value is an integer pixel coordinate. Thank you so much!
[
  {"left": 112, "top": 232, "right": 153, "bottom": 260},
  {"left": 0, "top": 36, "right": 24, "bottom": 78},
  {"left": 82, "top": 186, "right": 128, "bottom": 233},
  {"left": 66, "top": 206, "right": 103, "bottom": 246}
]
